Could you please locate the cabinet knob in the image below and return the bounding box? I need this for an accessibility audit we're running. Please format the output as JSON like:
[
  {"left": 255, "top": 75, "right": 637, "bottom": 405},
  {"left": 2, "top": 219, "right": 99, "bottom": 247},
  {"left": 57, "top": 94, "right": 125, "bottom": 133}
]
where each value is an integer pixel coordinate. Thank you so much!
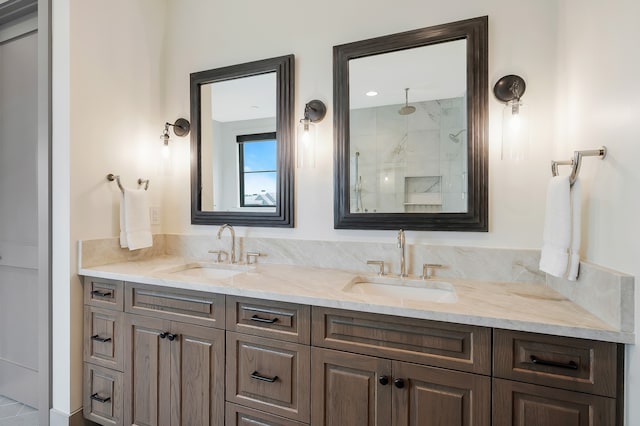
[
  {"left": 167, "top": 333, "right": 177, "bottom": 341},
  {"left": 378, "top": 375, "right": 389, "bottom": 385},
  {"left": 393, "top": 378, "right": 405, "bottom": 388},
  {"left": 159, "top": 332, "right": 167, "bottom": 339}
]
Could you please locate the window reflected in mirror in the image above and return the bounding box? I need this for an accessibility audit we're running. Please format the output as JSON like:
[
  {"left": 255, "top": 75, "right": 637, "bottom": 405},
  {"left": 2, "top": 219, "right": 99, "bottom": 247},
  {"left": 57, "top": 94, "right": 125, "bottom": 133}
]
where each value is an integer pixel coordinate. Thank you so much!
[{"left": 199, "top": 72, "right": 277, "bottom": 212}]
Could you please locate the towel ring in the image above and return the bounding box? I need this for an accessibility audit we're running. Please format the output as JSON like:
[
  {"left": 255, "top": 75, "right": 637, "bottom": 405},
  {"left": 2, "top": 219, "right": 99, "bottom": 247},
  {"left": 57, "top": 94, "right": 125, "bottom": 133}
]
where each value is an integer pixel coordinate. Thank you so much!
[{"left": 107, "top": 174, "right": 150, "bottom": 192}]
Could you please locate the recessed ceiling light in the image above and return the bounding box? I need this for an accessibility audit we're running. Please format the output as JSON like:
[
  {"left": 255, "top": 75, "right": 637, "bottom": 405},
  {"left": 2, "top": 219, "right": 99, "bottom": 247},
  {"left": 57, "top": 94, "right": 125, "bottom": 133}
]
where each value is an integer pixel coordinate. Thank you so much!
[{"left": 365, "top": 91, "right": 378, "bottom": 97}]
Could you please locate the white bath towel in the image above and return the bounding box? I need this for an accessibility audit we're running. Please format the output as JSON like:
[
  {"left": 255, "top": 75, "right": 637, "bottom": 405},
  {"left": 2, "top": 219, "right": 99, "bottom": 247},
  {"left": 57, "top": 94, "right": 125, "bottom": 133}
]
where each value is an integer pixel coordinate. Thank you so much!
[
  {"left": 119, "top": 188, "right": 152, "bottom": 250},
  {"left": 566, "top": 178, "right": 581, "bottom": 280},
  {"left": 539, "top": 176, "right": 571, "bottom": 277}
]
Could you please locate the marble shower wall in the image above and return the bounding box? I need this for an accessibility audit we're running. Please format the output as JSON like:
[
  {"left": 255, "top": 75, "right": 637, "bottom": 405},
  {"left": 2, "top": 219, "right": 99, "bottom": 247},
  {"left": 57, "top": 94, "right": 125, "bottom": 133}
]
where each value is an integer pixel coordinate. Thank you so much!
[{"left": 350, "top": 97, "right": 467, "bottom": 213}]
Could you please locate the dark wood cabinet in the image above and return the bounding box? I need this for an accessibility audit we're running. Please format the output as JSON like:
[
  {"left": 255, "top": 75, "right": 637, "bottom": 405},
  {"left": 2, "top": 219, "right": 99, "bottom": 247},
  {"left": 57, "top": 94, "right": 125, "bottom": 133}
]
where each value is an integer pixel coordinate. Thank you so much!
[
  {"left": 392, "top": 361, "right": 490, "bottom": 426},
  {"left": 123, "top": 314, "right": 225, "bottom": 426},
  {"left": 82, "top": 278, "right": 624, "bottom": 426},
  {"left": 493, "top": 378, "right": 616, "bottom": 426},
  {"left": 311, "top": 347, "right": 391, "bottom": 426},
  {"left": 493, "top": 329, "right": 623, "bottom": 426},
  {"left": 311, "top": 347, "right": 490, "bottom": 426}
]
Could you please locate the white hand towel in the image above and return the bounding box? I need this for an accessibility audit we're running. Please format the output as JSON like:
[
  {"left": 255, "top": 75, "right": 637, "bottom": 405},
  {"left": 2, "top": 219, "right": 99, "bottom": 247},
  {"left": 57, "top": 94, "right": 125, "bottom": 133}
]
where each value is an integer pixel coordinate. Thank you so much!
[
  {"left": 119, "top": 188, "right": 152, "bottom": 251},
  {"left": 566, "top": 178, "right": 581, "bottom": 280},
  {"left": 539, "top": 175, "right": 571, "bottom": 277}
]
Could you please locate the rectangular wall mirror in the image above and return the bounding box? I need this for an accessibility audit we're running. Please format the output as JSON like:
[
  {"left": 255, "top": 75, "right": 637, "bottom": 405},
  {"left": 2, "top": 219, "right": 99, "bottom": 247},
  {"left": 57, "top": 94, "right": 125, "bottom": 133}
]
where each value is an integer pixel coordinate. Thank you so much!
[
  {"left": 191, "top": 55, "right": 294, "bottom": 227},
  {"left": 334, "top": 17, "right": 488, "bottom": 231}
]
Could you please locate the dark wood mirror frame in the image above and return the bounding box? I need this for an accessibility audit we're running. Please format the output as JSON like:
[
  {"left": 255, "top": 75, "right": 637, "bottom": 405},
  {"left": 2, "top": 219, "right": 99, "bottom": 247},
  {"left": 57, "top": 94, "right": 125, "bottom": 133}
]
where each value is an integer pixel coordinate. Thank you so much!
[
  {"left": 333, "top": 17, "right": 488, "bottom": 231},
  {"left": 190, "top": 55, "right": 295, "bottom": 227}
]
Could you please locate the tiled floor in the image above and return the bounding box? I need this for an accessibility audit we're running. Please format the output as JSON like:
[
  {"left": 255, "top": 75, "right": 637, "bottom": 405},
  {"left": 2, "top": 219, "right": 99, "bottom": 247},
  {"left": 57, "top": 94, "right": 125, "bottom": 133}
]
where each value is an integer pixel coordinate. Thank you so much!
[{"left": 0, "top": 395, "right": 38, "bottom": 426}]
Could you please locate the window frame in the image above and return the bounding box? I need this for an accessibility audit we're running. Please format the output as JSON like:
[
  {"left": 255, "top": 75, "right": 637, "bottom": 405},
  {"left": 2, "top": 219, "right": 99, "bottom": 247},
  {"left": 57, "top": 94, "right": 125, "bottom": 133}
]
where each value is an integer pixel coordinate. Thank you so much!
[{"left": 237, "top": 132, "right": 278, "bottom": 208}]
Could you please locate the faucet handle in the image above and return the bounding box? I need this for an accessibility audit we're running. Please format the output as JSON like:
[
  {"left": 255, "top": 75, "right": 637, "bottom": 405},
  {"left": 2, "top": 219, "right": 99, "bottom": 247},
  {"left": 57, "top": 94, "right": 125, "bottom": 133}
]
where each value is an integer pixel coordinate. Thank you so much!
[
  {"left": 208, "top": 250, "right": 227, "bottom": 263},
  {"left": 367, "top": 260, "right": 385, "bottom": 276},
  {"left": 422, "top": 263, "right": 444, "bottom": 280},
  {"left": 246, "top": 252, "right": 262, "bottom": 265}
]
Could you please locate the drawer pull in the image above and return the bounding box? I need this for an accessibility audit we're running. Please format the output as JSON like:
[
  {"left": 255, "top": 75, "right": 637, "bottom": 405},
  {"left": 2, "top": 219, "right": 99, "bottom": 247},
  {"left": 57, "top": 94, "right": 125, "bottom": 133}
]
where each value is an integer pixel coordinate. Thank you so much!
[
  {"left": 91, "top": 335, "right": 112, "bottom": 343},
  {"left": 250, "top": 315, "right": 278, "bottom": 324},
  {"left": 530, "top": 355, "right": 578, "bottom": 370},
  {"left": 91, "top": 289, "right": 112, "bottom": 298},
  {"left": 250, "top": 371, "right": 279, "bottom": 383},
  {"left": 90, "top": 393, "right": 111, "bottom": 404}
]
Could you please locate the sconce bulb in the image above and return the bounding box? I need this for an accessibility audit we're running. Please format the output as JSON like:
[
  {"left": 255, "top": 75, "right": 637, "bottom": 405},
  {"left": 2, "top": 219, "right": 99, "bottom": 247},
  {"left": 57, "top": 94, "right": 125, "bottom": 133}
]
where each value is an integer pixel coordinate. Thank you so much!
[{"left": 162, "top": 140, "right": 170, "bottom": 158}]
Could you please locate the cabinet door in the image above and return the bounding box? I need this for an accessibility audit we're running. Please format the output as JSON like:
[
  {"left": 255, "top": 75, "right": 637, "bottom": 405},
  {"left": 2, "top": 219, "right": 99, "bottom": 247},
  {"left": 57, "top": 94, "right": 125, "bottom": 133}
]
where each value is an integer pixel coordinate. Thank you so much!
[
  {"left": 170, "top": 321, "right": 225, "bottom": 426},
  {"left": 124, "top": 314, "right": 171, "bottom": 426},
  {"left": 493, "top": 378, "right": 616, "bottom": 426},
  {"left": 311, "top": 347, "right": 391, "bottom": 426},
  {"left": 392, "top": 361, "right": 490, "bottom": 426}
]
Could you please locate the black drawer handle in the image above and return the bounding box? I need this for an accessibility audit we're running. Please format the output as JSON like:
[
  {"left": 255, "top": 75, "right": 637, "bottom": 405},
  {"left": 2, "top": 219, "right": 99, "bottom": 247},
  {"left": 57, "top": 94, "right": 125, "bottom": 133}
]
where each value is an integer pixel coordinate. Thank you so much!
[
  {"left": 394, "top": 378, "right": 405, "bottom": 389},
  {"left": 530, "top": 355, "right": 578, "bottom": 370},
  {"left": 91, "top": 289, "right": 112, "bottom": 298},
  {"left": 250, "top": 315, "right": 278, "bottom": 324},
  {"left": 90, "top": 393, "right": 111, "bottom": 404},
  {"left": 250, "top": 371, "right": 279, "bottom": 383},
  {"left": 379, "top": 375, "right": 389, "bottom": 386},
  {"left": 91, "top": 335, "right": 112, "bottom": 343}
]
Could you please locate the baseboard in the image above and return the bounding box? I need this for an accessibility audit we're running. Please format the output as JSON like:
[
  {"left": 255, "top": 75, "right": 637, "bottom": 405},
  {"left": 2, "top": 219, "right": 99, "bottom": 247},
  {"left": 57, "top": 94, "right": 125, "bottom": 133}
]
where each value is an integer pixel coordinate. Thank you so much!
[{"left": 50, "top": 408, "right": 96, "bottom": 426}]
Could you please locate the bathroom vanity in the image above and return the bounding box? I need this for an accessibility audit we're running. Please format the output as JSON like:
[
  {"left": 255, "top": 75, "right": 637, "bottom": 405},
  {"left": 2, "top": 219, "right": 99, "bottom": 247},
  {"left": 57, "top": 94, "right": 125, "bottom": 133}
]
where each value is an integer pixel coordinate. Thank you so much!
[{"left": 79, "top": 253, "right": 630, "bottom": 426}]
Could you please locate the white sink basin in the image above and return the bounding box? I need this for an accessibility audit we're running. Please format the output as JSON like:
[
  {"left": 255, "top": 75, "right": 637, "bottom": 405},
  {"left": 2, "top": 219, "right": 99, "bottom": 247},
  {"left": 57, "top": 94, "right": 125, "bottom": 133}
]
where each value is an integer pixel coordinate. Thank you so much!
[
  {"left": 344, "top": 276, "right": 458, "bottom": 303},
  {"left": 160, "top": 262, "right": 253, "bottom": 280}
]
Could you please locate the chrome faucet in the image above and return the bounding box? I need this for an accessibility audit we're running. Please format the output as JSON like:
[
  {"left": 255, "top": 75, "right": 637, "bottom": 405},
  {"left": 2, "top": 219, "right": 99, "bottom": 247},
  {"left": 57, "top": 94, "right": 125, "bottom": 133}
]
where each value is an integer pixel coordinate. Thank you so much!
[
  {"left": 216, "top": 224, "right": 236, "bottom": 264},
  {"left": 397, "top": 229, "right": 406, "bottom": 277}
]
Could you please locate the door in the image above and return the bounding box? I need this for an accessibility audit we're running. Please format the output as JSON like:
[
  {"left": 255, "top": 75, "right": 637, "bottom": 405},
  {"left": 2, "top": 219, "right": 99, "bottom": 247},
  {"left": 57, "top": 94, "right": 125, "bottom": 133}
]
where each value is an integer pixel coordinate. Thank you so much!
[
  {"left": 493, "top": 378, "right": 616, "bottom": 426},
  {"left": 171, "top": 321, "right": 225, "bottom": 426},
  {"left": 124, "top": 315, "right": 171, "bottom": 426},
  {"left": 0, "top": 7, "right": 39, "bottom": 410},
  {"left": 392, "top": 361, "right": 491, "bottom": 426},
  {"left": 311, "top": 347, "right": 391, "bottom": 426}
]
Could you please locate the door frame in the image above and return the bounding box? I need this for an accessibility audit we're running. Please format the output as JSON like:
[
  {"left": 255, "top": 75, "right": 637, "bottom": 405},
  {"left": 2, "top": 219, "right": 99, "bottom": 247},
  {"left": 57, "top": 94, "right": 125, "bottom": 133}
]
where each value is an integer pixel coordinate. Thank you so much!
[{"left": 0, "top": 1, "right": 51, "bottom": 424}]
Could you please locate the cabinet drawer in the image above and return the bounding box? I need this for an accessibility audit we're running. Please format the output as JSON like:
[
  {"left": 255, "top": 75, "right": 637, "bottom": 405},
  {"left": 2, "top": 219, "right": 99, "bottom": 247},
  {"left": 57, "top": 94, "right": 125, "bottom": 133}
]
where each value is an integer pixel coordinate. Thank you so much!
[
  {"left": 226, "top": 403, "right": 308, "bottom": 426},
  {"left": 84, "top": 363, "right": 124, "bottom": 426},
  {"left": 226, "top": 332, "right": 310, "bottom": 423},
  {"left": 312, "top": 307, "right": 491, "bottom": 374},
  {"left": 84, "top": 306, "right": 124, "bottom": 371},
  {"left": 493, "top": 329, "right": 620, "bottom": 397},
  {"left": 84, "top": 277, "right": 124, "bottom": 310},
  {"left": 493, "top": 378, "right": 616, "bottom": 426},
  {"left": 125, "top": 282, "right": 225, "bottom": 328},
  {"left": 226, "top": 296, "right": 310, "bottom": 344}
]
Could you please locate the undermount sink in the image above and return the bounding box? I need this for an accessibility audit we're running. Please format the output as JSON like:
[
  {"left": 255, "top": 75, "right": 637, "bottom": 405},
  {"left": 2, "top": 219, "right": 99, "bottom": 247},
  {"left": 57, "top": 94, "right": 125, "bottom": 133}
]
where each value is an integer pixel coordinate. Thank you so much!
[
  {"left": 343, "top": 276, "right": 458, "bottom": 303},
  {"left": 160, "top": 262, "right": 253, "bottom": 280}
]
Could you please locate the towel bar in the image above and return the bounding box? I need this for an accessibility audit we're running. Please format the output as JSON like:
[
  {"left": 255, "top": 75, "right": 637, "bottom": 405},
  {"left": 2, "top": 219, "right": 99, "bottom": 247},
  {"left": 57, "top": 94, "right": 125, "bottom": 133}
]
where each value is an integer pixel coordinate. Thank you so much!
[
  {"left": 107, "top": 174, "right": 149, "bottom": 192},
  {"left": 551, "top": 146, "right": 606, "bottom": 186}
]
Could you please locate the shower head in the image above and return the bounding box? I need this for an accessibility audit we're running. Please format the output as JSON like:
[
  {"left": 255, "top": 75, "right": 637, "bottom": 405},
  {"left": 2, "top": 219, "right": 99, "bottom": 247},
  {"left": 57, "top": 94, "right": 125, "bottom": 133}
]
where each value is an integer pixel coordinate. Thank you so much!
[
  {"left": 448, "top": 129, "right": 467, "bottom": 143},
  {"left": 398, "top": 88, "right": 416, "bottom": 115}
]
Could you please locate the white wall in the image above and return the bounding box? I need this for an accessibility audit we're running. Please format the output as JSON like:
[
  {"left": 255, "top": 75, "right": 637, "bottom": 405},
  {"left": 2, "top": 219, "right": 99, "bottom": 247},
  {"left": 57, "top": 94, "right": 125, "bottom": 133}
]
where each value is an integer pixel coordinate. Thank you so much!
[
  {"left": 52, "top": 0, "right": 168, "bottom": 417},
  {"left": 162, "top": 0, "right": 558, "bottom": 246},
  {"left": 52, "top": 0, "right": 639, "bottom": 422},
  {"left": 556, "top": 1, "right": 640, "bottom": 423}
]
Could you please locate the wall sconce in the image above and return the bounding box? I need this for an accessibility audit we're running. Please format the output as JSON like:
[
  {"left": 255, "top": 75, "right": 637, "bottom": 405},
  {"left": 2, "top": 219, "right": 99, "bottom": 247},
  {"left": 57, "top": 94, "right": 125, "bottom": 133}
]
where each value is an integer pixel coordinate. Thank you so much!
[
  {"left": 161, "top": 118, "right": 191, "bottom": 158},
  {"left": 297, "top": 100, "right": 326, "bottom": 168},
  {"left": 494, "top": 75, "right": 528, "bottom": 160}
]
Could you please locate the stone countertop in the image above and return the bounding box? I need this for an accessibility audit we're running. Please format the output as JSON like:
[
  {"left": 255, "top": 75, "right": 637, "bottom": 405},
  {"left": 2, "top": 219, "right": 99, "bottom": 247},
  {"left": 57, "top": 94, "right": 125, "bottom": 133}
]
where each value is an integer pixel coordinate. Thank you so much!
[{"left": 79, "top": 255, "right": 634, "bottom": 344}]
